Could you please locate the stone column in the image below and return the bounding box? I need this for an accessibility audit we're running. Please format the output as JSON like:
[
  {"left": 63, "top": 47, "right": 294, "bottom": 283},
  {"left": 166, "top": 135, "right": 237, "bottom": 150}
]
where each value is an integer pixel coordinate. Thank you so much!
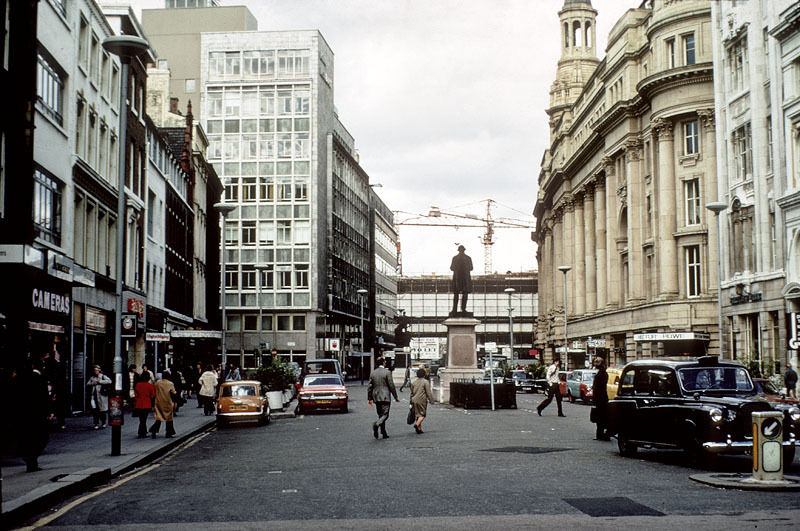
[
  {"left": 698, "top": 109, "right": 720, "bottom": 290},
  {"left": 603, "top": 157, "right": 619, "bottom": 308},
  {"left": 554, "top": 209, "right": 564, "bottom": 308},
  {"left": 584, "top": 183, "right": 597, "bottom": 313},
  {"left": 574, "top": 192, "right": 585, "bottom": 316},
  {"left": 625, "top": 138, "right": 645, "bottom": 302},
  {"left": 653, "top": 118, "right": 678, "bottom": 297},
  {"left": 594, "top": 175, "right": 607, "bottom": 309},
  {"left": 543, "top": 223, "right": 553, "bottom": 320},
  {"left": 563, "top": 197, "right": 575, "bottom": 316}
]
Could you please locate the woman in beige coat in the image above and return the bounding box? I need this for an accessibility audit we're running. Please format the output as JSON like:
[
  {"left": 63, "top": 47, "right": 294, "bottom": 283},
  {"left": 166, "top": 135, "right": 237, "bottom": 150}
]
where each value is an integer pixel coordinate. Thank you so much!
[
  {"left": 410, "top": 368, "right": 434, "bottom": 434},
  {"left": 149, "top": 371, "right": 177, "bottom": 438}
]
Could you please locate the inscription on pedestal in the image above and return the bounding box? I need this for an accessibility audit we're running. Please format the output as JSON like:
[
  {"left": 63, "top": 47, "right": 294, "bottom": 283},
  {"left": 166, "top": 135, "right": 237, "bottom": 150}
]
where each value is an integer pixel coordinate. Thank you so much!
[{"left": 451, "top": 336, "right": 474, "bottom": 366}]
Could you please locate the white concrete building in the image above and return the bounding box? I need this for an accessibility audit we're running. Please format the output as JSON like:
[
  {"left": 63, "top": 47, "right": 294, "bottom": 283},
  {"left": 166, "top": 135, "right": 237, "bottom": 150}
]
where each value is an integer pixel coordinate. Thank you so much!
[{"left": 711, "top": 0, "right": 800, "bottom": 375}]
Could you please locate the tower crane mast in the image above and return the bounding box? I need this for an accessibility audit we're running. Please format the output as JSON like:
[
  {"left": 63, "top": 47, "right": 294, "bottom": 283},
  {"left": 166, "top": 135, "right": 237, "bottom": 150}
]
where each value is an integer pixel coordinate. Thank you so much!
[{"left": 393, "top": 199, "right": 535, "bottom": 275}]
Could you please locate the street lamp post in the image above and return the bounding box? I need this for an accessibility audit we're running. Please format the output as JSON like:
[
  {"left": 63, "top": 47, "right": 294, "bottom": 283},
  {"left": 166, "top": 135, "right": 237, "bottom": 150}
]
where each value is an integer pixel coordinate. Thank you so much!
[
  {"left": 505, "top": 287, "right": 515, "bottom": 365},
  {"left": 357, "top": 288, "right": 368, "bottom": 385},
  {"left": 706, "top": 202, "right": 727, "bottom": 359},
  {"left": 214, "top": 202, "right": 236, "bottom": 371},
  {"left": 102, "top": 34, "right": 149, "bottom": 457},
  {"left": 558, "top": 266, "right": 571, "bottom": 370}
]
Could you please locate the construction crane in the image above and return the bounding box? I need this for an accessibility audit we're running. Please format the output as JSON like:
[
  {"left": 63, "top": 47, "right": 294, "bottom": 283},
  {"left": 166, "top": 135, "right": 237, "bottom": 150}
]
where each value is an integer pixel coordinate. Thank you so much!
[{"left": 393, "top": 199, "right": 536, "bottom": 275}]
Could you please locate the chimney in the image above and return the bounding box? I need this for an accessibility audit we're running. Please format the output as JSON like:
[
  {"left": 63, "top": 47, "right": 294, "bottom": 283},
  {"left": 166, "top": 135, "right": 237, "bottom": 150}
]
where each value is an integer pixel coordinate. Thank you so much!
[{"left": 170, "top": 97, "right": 181, "bottom": 115}]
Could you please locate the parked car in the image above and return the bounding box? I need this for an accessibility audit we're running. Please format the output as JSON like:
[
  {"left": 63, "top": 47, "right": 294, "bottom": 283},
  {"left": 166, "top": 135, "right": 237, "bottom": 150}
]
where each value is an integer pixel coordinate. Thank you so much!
[
  {"left": 481, "top": 367, "right": 504, "bottom": 384},
  {"left": 753, "top": 378, "right": 799, "bottom": 406},
  {"left": 607, "top": 356, "right": 800, "bottom": 464},
  {"left": 296, "top": 373, "right": 349, "bottom": 414},
  {"left": 566, "top": 369, "right": 598, "bottom": 404},
  {"left": 558, "top": 371, "right": 571, "bottom": 397},
  {"left": 510, "top": 370, "right": 537, "bottom": 393},
  {"left": 606, "top": 367, "right": 622, "bottom": 400},
  {"left": 216, "top": 380, "right": 271, "bottom": 428}
]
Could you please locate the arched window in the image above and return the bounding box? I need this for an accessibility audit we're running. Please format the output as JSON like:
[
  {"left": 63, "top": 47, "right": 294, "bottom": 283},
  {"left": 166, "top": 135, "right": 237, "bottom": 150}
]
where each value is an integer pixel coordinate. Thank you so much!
[
  {"left": 573, "top": 21, "right": 582, "bottom": 47},
  {"left": 585, "top": 22, "right": 593, "bottom": 49}
]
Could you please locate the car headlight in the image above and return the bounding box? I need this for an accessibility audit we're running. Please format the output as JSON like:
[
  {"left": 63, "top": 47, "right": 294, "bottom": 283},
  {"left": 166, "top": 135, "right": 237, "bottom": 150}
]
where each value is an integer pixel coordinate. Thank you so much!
[
  {"left": 789, "top": 407, "right": 800, "bottom": 422},
  {"left": 709, "top": 407, "right": 723, "bottom": 423}
]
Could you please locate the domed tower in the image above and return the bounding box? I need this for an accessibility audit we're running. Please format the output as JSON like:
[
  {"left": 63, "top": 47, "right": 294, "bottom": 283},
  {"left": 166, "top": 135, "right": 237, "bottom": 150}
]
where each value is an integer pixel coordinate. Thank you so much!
[{"left": 548, "top": 0, "right": 600, "bottom": 133}]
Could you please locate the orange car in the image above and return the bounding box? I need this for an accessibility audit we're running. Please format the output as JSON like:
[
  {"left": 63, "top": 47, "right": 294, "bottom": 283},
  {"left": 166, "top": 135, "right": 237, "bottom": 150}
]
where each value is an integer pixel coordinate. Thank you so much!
[
  {"left": 606, "top": 367, "right": 622, "bottom": 400},
  {"left": 216, "top": 380, "right": 271, "bottom": 428}
]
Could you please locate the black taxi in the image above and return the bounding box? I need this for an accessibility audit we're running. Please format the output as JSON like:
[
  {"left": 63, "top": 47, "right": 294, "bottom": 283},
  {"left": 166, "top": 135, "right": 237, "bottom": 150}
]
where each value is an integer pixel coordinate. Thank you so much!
[{"left": 607, "top": 356, "right": 800, "bottom": 463}]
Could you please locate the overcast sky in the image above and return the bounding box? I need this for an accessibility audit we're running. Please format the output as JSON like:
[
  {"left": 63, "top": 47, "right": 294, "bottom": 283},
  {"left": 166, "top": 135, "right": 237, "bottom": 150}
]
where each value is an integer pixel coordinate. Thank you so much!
[{"left": 131, "top": 0, "right": 636, "bottom": 276}]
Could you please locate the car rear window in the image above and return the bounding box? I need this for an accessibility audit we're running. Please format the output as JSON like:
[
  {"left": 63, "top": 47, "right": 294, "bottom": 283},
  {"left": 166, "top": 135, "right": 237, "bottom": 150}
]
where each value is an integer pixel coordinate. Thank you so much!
[
  {"left": 223, "top": 385, "right": 257, "bottom": 397},
  {"left": 303, "top": 376, "right": 342, "bottom": 386},
  {"left": 678, "top": 367, "right": 753, "bottom": 392}
]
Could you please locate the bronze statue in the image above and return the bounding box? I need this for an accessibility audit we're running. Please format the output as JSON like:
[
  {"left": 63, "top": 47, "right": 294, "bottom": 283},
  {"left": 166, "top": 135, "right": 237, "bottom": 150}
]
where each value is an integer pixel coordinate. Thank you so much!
[{"left": 450, "top": 245, "right": 473, "bottom": 314}]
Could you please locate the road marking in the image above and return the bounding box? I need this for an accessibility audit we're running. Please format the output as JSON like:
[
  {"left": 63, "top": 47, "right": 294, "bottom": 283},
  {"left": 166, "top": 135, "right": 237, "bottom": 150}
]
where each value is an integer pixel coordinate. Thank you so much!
[
  {"left": 22, "top": 431, "right": 211, "bottom": 530},
  {"left": 268, "top": 470, "right": 283, "bottom": 474},
  {"left": 281, "top": 489, "right": 298, "bottom": 494},
  {"left": 22, "top": 462, "right": 161, "bottom": 530}
]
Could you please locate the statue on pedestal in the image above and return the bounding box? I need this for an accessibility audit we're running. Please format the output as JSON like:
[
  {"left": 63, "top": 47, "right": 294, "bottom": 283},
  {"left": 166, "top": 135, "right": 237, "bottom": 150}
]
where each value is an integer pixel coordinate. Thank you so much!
[{"left": 450, "top": 245, "right": 473, "bottom": 315}]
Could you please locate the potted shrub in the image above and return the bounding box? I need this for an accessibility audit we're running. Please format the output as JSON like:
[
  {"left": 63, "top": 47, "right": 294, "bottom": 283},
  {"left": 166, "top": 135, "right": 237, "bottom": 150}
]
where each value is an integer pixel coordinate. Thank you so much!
[{"left": 255, "top": 358, "right": 293, "bottom": 411}]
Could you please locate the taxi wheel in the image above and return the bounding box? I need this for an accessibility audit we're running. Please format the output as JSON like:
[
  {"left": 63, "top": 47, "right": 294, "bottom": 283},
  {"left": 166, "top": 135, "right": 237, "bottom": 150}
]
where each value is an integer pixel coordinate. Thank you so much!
[
  {"left": 567, "top": 391, "right": 575, "bottom": 403},
  {"left": 580, "top": 392, "right": 590, "bottom": 404},
  {"left": 617, "top": 431, "right": 637, "bottom": 457},
  {"left": 217, "top": 418, "right": 228, "bottom": 429}
]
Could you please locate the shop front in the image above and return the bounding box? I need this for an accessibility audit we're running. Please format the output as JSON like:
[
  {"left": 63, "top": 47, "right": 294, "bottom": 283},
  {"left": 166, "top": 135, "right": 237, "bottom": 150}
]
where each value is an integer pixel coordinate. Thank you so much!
[
  {"left": 633, "top": 332, "right": 711, "bottom": 357},
  {"left": 0, "top": 258, "right": 72, "bottom": 388}
]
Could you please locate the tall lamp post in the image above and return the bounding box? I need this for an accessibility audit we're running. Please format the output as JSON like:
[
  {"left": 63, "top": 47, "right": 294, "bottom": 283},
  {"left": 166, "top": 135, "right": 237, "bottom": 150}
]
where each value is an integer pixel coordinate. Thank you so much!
[
  {"left": 706, "top": 202, "right": 727, "bottom": 358},
  {"left": 214, "top": 202, "right": 236, "bottom": 371},
  {"left": 102, "top": 34, "right": 149, "bottom": 457},
  {"left": 505, "top": 287, "right": 515, "bottom": 365},
  {"left": 357, "top": 288, "right": 368, "bottom": 385},
  {"left": 558, "top": 266, "right": 571, "bottom": 370}
]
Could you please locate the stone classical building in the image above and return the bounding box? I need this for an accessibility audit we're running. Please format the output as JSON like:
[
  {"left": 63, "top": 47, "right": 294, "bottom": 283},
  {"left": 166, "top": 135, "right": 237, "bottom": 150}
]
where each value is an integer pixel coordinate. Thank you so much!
[
  {"left": 709, "top": 0, "right": 800, "bottom": 375},
  {"left": 534, "top": 0, "right": 720, "bottom": 369}
]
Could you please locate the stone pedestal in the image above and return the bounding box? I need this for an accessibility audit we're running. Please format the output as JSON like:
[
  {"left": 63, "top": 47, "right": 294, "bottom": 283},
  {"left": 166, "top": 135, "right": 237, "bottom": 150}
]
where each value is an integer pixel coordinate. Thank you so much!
[{"left": 439, "top": 315, "right": 483, "bottom": 403}]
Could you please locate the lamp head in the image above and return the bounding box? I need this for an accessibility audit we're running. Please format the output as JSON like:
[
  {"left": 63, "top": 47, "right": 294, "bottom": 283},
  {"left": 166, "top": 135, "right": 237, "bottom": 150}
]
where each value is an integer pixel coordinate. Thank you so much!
[
  {"left": 213, "top": 202, "right": 236, "bottom": 216},
  {"left": 557, "top": 265, "right": 571, "bottom": 273},
  {"left": 705, "top": 201, "right": 727, "bottom": 214}
]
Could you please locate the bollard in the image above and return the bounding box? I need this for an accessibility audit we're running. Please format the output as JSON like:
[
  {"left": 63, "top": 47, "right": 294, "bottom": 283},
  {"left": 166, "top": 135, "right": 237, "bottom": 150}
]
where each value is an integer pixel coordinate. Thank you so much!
[{"left": 752, "top": 411, "right": 784, "bottom": 481}]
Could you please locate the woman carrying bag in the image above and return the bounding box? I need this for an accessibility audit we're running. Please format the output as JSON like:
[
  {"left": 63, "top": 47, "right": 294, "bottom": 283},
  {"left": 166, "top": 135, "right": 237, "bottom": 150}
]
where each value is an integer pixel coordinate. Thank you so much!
[
  {"left": 410, "top": 368, "right": 435, "bottom": 434},
  {"left": 86, "top": 365, "right": 111, "bottom": 429}
]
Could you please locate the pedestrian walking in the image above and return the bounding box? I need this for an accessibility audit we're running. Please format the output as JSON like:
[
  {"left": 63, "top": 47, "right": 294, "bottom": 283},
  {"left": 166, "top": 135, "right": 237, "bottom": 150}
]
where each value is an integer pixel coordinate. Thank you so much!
[
  {"left": 410, "top": 368, "right": 435, "bottom": 434},
  {"left": 86, "top": 365, "right": 112, "bottom": 429},
  {"left": 124, "top": 364, "right": 138, "bottom": 411},
  {"left": 367, "top": 357, "right": 399, "bottom": 439},
  {"left": 536, "top": 358, "right": 565, "bottom": 417},
  {"left": 198, "top": 364, "right": 219, "bottom": 416},
  {"left": 150, "top": 371, "right": 177, "bottom": 438},
  {"left": 591, "top": 357, "right": 610, "bottom": 440},
  {"left": 134, "top": 372, "right": 156, "bottom": 438},
  {"left": 786, "top": 363, "right": 798, "bottom": 398},
  {"left": 43, "top": 348, "right": 68, "bottom": 430},
  {"left": 141, "top": 364, "right": 155, "bottom": 384},
  {"left": 399, "top": 364, "right": 411, "bottom": 392},
  {"left": 17, "top": 359, "right": 52, "bottom": 472},
  {"left": 193, "top": 362, "right": 203, "bottom": 407},
  {"left": 225, "top": 362, "right": 242, "bottom": 382}
]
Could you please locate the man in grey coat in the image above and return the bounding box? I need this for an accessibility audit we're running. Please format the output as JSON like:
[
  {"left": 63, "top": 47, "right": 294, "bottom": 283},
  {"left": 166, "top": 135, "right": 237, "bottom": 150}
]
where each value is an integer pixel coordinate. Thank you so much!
[{"left": 367, "top": 357, "right": 399, "bottom": 439}]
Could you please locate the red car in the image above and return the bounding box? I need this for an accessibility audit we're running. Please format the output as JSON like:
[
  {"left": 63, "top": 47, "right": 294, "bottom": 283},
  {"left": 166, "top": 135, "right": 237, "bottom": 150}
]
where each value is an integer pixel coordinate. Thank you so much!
[
  {"left": 296, "top": 374, "right": 348, "bottom": 414},
  {"left": 753, "top": 378, "right": 799, "bottom": 406}
]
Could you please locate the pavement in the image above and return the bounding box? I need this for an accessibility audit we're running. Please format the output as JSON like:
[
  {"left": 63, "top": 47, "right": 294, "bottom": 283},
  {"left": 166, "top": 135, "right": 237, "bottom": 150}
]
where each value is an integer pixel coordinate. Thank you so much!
[{"left": 1, "top": 394, "right": 298, "bottom": 527}]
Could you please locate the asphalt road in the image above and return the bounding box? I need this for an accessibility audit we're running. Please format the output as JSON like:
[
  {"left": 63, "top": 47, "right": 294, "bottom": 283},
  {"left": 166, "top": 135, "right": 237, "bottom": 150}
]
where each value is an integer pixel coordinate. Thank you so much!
[{"left": 26, "top": 388, "right": 800, "bottom": 529}]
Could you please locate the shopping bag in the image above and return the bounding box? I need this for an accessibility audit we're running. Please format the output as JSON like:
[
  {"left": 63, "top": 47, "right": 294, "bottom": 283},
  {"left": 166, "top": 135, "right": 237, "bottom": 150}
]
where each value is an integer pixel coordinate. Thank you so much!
[{"left": 406, "top": 405, "right": 415, "bottom": 425}]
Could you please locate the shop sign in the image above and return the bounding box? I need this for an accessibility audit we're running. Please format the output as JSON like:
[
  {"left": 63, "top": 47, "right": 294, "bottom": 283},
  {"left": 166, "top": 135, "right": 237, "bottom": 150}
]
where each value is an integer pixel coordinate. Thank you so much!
[
  {"left": 28, "top": 321, "right": 65, "bottom": 333},
  {"left": 170, "top": 330, "right": 223, "bottom": 339},
  {"left": 789, "top": 313, "right": 800, "bottom": 350},
  {"left": 634, "top": 332, "right": 711, "bottom": 341},
  {"left": 126, "top": 296, "right": 145, "bottom": 319},
  {"left": 32, "top": 287, "right": 70, "bottom": 314},
  {"left": 146, "top": 332, "right": 170, "bottom": 342},
  {"left": 327, "top": 338, "right": 340, "bottom": 351},
  {"left": 86, "top": 307, "right": 106, "bottom": 333},
  {"left": 587, "top": 339, "right": 607, "bottom": 348},
  {"left": 730, "top": 292, "right": 762, "bottom": 305},
  {"left": 48, "top": 253, "right": 73, "bottom": 282}
]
